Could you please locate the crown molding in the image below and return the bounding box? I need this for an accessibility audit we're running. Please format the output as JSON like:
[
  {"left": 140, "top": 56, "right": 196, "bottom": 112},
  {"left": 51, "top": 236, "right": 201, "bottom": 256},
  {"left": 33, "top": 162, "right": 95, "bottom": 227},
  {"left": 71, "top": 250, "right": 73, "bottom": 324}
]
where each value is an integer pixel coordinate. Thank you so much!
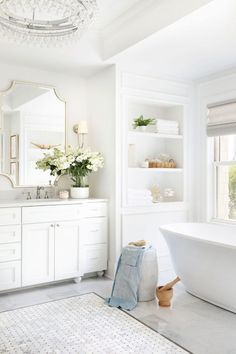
[{"left": 101, "top": 0, "right": 215, "bottom": 60}]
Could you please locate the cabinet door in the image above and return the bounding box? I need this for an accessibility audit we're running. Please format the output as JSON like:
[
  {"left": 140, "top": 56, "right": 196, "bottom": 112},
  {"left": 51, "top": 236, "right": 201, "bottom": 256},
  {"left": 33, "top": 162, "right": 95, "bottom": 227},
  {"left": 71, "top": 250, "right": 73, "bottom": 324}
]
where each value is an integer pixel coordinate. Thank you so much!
[
  {"left": 22, "top": 223, "right": 54, "bottom": 286},
  {"left": 54, "top": 221, "right": 80, "bottom": 281}
]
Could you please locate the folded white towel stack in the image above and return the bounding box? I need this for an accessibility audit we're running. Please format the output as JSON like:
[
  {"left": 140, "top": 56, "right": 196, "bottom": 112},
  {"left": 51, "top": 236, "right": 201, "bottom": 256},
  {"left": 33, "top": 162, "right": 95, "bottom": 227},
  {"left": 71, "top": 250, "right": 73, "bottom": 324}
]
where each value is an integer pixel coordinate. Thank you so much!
[
  {"left": 156, "top": 119, "right": 179, "bottom": 135},
  {"left": 128, "top": 188, "right": 153, "bottom": 206}
]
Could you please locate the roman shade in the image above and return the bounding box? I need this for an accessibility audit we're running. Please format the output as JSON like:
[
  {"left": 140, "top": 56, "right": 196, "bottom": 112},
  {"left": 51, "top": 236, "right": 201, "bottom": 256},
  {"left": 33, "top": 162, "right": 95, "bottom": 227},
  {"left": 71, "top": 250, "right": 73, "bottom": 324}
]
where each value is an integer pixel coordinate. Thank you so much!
[{"left": 207, "top": 100, "right": 236, "bottom": 136}]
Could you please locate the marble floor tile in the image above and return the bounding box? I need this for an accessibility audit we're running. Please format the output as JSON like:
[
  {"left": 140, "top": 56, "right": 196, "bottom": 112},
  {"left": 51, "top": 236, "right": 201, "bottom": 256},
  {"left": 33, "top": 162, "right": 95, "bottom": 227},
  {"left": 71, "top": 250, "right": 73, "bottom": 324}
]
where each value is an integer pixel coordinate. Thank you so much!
[{"left": 0, "top": 277, "right": 236, "bottom": 354}]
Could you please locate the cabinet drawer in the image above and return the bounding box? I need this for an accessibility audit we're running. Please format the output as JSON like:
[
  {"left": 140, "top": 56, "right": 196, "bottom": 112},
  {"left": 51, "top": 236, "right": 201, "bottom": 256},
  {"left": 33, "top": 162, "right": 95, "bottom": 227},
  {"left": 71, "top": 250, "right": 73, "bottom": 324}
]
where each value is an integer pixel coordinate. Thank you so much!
[
  {"left": 22, "top": 205, "right": 82, "bottom": 224},
  {"left": 0, "top": 225, "right": 21, "bottom": 244},
  {"left": 0, "top": 261, "right": 21, "bottom": 291},
  {"left": 80, "top": 218, "right": 107, "bottom": 245},
  {"left": 82, "top": 244, "right": 107, "bottom": 274},
  {"left": 80, "top": 203, "right": 107, "bottom": 218},
  {"left": 0, "top": 208, "right": 21, "bottom": 226},
  {"left": 22, "top": 203, "right": 107, "bottom": 224},
  {"left": 0, "top": 243, "right": 21, "bottom": 262}
]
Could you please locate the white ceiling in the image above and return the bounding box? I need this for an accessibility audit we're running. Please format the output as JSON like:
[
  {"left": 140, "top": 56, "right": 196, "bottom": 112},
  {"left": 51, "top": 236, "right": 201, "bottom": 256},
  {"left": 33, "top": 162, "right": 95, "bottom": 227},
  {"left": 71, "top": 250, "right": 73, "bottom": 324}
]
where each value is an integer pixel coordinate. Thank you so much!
[
  {"left": 0, "top": 0, "right": 235, "bottom": 81},
  {"left": 115, "top": 0, "right": 236, "bottom": 81},
  {"left": 0, "top": 0, "right": 144, "bottom": 77},
  {"left": 95, "top": 0, "right": 142, "bottom": 29}
]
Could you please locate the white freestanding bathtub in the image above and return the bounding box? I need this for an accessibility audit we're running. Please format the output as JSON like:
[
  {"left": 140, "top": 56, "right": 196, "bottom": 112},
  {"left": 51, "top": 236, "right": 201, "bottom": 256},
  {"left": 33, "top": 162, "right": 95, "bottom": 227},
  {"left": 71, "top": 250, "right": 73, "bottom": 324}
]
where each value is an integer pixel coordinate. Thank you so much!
[{"left": 160, "top": 222, "right": 236, "bottom": 313}]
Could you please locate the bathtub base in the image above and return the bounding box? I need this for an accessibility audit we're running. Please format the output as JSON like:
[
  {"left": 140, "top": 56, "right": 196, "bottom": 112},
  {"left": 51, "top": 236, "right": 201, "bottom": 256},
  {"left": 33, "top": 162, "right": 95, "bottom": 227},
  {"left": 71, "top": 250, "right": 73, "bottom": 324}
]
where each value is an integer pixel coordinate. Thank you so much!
[{"left": 186, "top": 289, "right": 236, "bottom": 314}]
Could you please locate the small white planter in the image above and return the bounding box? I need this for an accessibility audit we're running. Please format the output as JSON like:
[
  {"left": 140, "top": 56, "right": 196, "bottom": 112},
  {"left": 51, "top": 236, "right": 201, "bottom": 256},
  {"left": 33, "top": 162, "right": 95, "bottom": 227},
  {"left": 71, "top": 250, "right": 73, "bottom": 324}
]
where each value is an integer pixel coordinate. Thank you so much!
[
  {"left": 137, "top": 126, "right": 147, "bottom": 132},
  {"left": 70, "top": 187, "right": 89, "bottom": 199}
]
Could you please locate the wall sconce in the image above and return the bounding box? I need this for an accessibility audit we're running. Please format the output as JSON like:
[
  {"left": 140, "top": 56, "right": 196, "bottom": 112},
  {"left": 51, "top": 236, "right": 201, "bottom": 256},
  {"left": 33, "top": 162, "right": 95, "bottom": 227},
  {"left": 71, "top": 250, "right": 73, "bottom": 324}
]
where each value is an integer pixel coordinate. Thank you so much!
[{"left": 73, "top": 120, "right": 88, "bottom": 149}]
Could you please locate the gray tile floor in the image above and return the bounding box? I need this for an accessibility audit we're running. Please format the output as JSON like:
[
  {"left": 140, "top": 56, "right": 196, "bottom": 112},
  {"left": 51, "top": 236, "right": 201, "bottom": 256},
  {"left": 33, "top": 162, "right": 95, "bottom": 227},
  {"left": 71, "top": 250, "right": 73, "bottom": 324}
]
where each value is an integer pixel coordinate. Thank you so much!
[{"left": 0, "top": 277, "right": 235, "bottom": 354}]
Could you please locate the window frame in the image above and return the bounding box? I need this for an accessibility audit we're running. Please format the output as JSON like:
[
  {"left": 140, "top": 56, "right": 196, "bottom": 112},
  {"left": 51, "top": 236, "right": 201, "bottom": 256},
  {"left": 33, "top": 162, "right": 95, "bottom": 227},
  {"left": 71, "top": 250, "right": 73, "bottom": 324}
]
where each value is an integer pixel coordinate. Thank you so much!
[{"left": 211, "top": 135, "right": 236, "bottom": 224}]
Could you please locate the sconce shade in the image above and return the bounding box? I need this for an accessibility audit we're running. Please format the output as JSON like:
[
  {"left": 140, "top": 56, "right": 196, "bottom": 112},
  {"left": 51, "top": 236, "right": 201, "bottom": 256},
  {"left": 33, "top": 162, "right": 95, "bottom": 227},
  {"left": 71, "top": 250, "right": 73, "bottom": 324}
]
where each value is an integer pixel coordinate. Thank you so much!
[
  {"left": 77, "top": 120, "right": 88, "bottom": 134},
  {"left": 73, "top": 120, "right": 88, "bottom": 135}
]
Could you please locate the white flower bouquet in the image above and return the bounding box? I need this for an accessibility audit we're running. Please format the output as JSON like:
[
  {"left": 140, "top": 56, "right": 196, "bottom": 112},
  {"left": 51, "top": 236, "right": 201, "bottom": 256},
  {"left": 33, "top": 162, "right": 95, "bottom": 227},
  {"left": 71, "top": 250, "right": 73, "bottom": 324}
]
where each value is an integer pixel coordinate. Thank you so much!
[{"left": 36, "top": 147, "right": 104, "bottom": 187}]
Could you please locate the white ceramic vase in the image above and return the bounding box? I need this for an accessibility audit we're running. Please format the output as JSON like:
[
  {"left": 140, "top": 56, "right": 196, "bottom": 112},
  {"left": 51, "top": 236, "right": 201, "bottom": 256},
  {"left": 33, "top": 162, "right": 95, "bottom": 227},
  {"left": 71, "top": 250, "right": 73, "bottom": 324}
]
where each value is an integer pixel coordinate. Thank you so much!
[
  {"left": 70, "top": 187, "right": 89, "bottom": 199},
  {"left": 138, "top": 126, "right": 147, "bottom": 132}
]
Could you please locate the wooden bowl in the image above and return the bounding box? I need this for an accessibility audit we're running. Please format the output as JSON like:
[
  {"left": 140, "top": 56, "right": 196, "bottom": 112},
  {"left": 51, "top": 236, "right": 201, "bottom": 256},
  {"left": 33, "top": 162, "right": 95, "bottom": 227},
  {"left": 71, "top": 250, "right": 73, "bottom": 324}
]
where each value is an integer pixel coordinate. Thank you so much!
[{"left": 156, "top": 286, "right": 173, "bottom": 307}]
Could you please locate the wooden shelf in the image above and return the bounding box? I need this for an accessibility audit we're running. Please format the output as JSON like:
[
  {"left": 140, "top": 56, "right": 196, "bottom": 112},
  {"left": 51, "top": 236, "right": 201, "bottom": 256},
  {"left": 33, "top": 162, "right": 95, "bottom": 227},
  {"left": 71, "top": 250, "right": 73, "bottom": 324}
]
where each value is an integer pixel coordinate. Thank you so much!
[
  {"left": 128, "top": 131, "right": 183, "bottom": 140},
  {"left": 128, "top": 167, "right": 183, "bottom": 172}
]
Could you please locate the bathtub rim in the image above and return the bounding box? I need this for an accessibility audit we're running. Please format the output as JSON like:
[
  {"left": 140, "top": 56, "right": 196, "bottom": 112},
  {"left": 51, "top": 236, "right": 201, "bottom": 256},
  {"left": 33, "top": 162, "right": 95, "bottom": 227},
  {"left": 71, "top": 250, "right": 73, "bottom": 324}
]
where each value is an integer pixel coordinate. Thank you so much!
[{"left": 159, "top": 222, "right": 236, "bottom": 250}]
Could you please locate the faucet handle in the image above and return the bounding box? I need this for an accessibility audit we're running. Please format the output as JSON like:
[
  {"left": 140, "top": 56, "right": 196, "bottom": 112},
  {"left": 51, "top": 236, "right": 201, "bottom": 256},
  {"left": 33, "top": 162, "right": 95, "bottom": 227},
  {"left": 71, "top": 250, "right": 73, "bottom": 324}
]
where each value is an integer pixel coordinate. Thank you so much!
[
  {"left": 22, "top": 191, "right": 32, "bottom": 200},
  {"left": 36, "top": 186, "right": 44, "bottom": 199},
  {"left": 27, "top": 192, "right": 32, "bottom": 200},
  {"left": 37, "top": 186, "right": 44, "bottom": 190}
]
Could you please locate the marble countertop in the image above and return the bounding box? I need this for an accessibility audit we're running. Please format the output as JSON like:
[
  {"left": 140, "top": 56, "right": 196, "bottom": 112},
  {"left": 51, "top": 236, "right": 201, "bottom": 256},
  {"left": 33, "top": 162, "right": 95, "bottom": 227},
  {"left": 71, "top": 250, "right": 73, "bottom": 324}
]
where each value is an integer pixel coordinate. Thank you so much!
[{"left": 0, "top": 198, "right": 108, "bottom": 208}]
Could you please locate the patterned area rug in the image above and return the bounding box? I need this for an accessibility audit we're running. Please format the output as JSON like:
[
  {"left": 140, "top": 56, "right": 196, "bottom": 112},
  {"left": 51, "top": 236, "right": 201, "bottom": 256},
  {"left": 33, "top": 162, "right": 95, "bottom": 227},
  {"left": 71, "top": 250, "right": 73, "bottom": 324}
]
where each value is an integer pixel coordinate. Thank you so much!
[{"left": 0, "top": 293, "right": 188, "bottom": 354}]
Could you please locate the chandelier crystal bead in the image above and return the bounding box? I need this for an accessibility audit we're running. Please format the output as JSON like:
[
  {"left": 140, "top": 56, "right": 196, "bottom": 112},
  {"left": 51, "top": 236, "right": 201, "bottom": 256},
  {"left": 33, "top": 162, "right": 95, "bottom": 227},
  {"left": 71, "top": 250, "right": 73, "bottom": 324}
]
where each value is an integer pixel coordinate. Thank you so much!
[{"left": 0, "top": 0, "right": 98, "bottom": 46}]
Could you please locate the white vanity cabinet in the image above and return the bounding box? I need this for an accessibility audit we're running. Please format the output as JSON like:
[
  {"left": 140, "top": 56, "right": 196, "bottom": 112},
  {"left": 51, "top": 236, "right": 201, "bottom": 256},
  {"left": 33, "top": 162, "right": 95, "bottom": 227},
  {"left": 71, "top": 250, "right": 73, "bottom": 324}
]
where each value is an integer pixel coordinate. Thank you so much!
[
  {"left": 0, "top": 199, "right": 108, "bottom": 292},
  {"left": 22, "top": 202, "right": 108, "bottom": 284}
]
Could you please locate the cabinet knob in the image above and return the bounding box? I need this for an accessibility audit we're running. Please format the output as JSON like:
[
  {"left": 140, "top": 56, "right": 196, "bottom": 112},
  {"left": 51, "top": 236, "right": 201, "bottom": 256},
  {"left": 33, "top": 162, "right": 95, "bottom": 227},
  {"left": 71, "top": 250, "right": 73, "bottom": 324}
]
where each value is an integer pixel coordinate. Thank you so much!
[
  {"left": 56, "top": 224, "right": 60, "bottom": 227},
  {"left": 50, "top": 224, "right": 54, "bottom": 227}
]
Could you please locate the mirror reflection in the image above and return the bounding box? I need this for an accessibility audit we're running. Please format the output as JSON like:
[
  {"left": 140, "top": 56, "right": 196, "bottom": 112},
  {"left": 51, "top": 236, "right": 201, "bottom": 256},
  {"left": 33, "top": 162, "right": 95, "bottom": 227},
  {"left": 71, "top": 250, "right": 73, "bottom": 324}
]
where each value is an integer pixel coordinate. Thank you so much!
[{"left": 0, "top": 82, "right": 66, "bottom": 186}]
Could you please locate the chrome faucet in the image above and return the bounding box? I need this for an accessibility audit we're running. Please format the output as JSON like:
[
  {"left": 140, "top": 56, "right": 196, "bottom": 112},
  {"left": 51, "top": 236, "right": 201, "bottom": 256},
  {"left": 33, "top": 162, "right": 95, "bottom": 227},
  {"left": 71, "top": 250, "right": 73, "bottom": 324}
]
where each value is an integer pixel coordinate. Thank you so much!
[
  {"left": 26, "top": 192, "right": 32, "bottom": 200},
  {"left": 36, "top": 186, "right": 44, "bottom": 199}
]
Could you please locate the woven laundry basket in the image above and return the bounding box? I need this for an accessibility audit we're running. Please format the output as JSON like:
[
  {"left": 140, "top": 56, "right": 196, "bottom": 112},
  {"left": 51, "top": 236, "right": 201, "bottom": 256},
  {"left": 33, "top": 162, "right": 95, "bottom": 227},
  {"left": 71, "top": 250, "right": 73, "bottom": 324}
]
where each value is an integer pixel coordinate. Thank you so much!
[{"left": 138, "top": 247, "right": 158, "bottom": 302}]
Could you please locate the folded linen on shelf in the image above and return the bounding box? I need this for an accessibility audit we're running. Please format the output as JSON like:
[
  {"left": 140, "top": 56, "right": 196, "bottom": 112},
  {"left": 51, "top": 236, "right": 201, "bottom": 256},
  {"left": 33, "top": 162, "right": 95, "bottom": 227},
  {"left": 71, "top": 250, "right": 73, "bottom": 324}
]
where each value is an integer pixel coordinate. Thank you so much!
[
  {"left": 157, "top": 127, "right": 179, "bottom": 132},
  {"left": 128, "top": 188, "right": 152, "bottom": 197},
  {"left": 156, "top": 122, "right": 179, "bottom": 129},
  {"left": 156, "top": 129, "right": 179, "bottom": 135},
  {"left": 156, "top": 119, "right": 179, "bottom": 135},
  {"left": 128, "top": 189, "right": 153, "bottom": 205},
  {"left": 156, "top": 118, "right": 179, "bottom": 127},
  {"left": 128, "top": 196, "right": 153, "bottom": 202},
  {"left": 128, "top": 200, "right": 153, "bottom": 206}
]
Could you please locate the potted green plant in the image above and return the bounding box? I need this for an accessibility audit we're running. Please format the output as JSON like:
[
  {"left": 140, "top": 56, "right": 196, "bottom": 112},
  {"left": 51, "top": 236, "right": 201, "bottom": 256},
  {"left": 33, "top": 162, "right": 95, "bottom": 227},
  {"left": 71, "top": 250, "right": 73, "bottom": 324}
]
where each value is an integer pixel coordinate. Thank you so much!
[
  {"left": 67, "top": 148, "right": 104, "bottom": 199},
  {"left": 132, "top": 115, "right": 156, "bottom": 131},
  {"left": 36, "top": 147, "right": 104, "bottom": 199}
]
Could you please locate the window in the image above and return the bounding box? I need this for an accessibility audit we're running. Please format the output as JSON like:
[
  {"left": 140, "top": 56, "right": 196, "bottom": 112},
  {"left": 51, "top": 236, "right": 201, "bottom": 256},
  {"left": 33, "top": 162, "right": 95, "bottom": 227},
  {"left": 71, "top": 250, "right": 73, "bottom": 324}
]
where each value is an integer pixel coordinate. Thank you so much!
[
  {"left": 213, "top": 135, "right": 236, "bottom": 220},
  {"left": 207, "top": 100, "right": 236, "bottom": 221}
]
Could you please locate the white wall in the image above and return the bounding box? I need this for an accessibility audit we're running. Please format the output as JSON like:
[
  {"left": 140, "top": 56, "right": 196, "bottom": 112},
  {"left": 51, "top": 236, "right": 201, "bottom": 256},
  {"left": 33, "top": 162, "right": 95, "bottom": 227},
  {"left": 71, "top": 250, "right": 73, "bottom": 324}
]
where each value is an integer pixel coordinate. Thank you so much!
[
  {"left": 86, "top": 65, "right": 118, "bottom": 277},
  {"left": 0, "top": 61, "right": 118, "bottom": 277},
  {"left": 0, "top": 61, "right": 87, "bottom": 148},
  {"left": 195, "top": 72, "right": 236, "bottom": 221}
]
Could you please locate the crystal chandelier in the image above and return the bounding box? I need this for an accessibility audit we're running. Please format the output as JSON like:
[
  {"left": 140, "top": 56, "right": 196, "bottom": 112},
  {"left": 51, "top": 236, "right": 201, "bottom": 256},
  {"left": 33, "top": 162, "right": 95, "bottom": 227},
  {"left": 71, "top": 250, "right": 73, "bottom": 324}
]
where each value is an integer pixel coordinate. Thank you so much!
[{"left": 0, "top": 0, "right": 98, "bottom": 46}]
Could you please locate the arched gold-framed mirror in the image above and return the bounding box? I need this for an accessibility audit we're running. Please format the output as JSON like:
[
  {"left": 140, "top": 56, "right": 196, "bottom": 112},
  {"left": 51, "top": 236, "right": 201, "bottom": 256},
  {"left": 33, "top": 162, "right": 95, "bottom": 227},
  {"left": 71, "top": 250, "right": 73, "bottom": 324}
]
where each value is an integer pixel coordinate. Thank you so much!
[{"left": 0, "top": 81, "right": 66, "bottom": 187}]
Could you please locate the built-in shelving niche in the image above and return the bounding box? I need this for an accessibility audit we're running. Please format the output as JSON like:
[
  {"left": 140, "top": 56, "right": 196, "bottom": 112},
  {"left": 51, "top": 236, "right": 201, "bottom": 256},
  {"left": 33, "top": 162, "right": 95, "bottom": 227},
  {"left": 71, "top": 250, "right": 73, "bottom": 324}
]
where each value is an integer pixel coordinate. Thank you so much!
[{"left": 123, "top": 97, "right": 185, "bottom": 210}]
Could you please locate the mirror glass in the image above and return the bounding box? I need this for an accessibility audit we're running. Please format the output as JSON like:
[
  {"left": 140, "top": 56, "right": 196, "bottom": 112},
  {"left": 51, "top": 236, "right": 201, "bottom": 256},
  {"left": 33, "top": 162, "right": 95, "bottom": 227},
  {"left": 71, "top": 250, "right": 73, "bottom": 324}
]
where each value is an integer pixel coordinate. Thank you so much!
[{"left": 0, "top": 81, "right": 66, "bottom": 186}]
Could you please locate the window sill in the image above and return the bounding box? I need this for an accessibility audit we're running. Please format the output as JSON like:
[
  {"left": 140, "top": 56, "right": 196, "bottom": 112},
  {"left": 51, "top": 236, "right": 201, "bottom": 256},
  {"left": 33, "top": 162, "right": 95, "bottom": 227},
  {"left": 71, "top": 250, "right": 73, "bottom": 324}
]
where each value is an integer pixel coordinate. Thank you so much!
[{"left": 210, "top": 218, "right": 236, "bottom": 226}]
